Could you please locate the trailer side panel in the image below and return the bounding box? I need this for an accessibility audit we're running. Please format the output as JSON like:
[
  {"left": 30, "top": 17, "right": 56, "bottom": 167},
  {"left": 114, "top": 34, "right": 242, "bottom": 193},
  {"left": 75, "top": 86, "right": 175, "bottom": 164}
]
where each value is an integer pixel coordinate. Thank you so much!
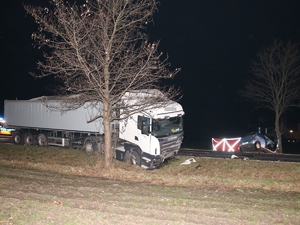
[{"left": 4, "top": 100, "right": 103, "bottom": 133}]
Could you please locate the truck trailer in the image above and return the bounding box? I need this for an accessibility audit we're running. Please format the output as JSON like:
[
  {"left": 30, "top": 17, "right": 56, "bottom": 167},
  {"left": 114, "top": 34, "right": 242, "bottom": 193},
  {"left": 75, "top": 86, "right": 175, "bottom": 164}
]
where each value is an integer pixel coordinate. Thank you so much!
[{"left": 4, "top": 90, "right": 184, "bottom": 169}]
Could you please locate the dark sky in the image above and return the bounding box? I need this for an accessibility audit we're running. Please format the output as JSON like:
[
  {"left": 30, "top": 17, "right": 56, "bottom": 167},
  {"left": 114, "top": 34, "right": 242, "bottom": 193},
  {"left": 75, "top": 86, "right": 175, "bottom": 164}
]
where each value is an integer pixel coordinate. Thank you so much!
[{"left": 1, "top": 0, "right": 300, "bottom": 148}]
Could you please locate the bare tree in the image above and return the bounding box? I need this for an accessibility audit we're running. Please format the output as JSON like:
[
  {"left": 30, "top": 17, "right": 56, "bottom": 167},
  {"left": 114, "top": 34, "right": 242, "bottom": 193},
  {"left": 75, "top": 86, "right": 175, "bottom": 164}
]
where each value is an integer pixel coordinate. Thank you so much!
[
  {"left": 241, "top": 40, "right": 300, "bottom": 153},
  {"left": 24, "top": 0, "right": 180, "bottom": 169}
]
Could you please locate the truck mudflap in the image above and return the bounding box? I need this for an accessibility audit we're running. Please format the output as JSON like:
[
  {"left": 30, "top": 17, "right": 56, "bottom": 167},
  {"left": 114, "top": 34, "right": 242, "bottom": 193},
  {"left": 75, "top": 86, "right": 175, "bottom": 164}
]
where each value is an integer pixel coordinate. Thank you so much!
[{"left": 141, "top": 152, "right": 162, "bottom": 170}]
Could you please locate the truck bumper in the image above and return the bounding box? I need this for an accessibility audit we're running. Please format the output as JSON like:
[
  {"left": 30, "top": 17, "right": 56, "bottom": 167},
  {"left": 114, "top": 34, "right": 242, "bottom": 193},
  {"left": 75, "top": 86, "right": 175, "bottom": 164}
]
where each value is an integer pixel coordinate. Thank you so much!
[{"left": 141, "top": 153, "right": 162, "bottom": 170}]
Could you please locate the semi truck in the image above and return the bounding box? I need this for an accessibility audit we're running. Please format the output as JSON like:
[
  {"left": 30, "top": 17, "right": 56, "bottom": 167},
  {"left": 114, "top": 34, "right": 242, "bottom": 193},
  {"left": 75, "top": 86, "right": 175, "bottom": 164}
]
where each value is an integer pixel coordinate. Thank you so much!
[{"left": 4, "top": 90, "right": 184, "bottom": 169}]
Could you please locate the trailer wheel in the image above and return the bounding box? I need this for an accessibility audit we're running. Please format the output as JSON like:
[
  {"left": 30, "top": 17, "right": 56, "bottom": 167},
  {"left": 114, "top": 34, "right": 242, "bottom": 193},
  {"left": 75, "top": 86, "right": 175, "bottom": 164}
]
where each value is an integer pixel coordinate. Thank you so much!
[
  {"left": 130, "top": 151, "right": 141, "bottom": 166},
  {"left": 13, "top": 131, "right": 23, "bottom": 145},
  {"left": 84, "top": 138, "right": 95, "bottom": 153},
  {"left": 254, "top": 141, "right": 261, "bottom": 150},
  {"left": 37, "top": 133, "right": 48, "bottom": 147},
  {"left": 24, "top": 132, "right": 36, "bottom": 146}
]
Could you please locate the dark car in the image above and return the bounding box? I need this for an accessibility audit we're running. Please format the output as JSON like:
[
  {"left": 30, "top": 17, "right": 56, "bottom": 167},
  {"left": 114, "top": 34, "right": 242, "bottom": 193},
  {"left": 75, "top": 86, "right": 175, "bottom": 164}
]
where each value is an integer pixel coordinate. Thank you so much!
[{"left": 239, "top": 132, "right": 278, "bottom": 153}]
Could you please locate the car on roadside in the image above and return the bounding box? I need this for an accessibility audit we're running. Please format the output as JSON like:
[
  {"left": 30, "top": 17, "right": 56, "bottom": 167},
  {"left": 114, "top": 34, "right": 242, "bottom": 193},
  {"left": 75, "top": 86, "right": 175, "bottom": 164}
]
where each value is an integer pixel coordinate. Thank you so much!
[{"left": 239, "top": 132, "right": 278, "bottom": 153}]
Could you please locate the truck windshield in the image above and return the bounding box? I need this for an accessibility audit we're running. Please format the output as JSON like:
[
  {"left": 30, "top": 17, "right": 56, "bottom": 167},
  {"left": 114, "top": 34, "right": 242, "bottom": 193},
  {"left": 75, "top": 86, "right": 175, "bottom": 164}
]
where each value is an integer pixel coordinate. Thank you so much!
[{"left": 152, "top": 116, "right": 183, "bottom": 137}]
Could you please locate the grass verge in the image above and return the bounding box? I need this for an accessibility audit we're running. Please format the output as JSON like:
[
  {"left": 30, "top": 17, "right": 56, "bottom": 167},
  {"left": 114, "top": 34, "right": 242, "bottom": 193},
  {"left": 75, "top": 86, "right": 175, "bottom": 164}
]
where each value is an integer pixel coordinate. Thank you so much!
[{"left": 0, "top": 143, "right": 299, "bottom": 192}]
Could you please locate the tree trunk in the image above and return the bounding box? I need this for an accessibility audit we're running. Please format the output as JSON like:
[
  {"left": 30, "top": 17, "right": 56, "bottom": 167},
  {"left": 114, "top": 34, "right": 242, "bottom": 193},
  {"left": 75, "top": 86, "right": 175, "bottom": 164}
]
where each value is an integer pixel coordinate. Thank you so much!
[
  {"left": 275, "top": 111, "right": 282, "bottom": 153},
  {"left": 103, "top": 100, "right": 113, "bottom": 169}
]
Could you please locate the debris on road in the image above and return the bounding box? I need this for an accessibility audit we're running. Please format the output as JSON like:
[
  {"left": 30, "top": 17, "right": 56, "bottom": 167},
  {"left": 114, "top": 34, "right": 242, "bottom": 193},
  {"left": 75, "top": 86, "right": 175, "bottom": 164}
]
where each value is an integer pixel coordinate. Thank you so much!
[
  {"left": 181, "top": 158, "right": 196, "bottom": 165},
  {"left": 231, "top": 154, "right": 239, "bottom": 159}
]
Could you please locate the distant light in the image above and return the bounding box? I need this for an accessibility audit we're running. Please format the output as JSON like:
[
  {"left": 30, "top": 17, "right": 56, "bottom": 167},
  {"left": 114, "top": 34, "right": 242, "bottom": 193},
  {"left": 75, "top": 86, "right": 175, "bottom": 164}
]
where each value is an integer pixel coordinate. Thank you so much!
[{"left": 289, "top": 130, "right": 294, "bottom": 133}]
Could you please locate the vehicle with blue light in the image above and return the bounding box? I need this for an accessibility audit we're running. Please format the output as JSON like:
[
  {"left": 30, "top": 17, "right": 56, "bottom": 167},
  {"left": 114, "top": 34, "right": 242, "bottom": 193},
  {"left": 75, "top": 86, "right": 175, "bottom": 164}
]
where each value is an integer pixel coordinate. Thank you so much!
[{"left": 0, "top": 117, "right": 14, "bottom": 136}]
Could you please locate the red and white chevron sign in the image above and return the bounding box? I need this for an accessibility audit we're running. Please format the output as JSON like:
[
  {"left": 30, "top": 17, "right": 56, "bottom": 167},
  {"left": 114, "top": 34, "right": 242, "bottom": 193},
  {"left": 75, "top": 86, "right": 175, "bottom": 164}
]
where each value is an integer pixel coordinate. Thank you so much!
[{"left": 212, "top": 137, "right": 241, "bottom": 152}]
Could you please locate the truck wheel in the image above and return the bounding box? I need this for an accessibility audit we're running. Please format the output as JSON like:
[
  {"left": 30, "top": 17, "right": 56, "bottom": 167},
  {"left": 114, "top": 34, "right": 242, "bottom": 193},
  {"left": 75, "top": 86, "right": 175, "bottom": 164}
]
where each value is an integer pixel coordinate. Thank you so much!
[
  {"left": 254, "top": 141, "right": 261, "bottom": 150},
  {"left": 124, "top": 151, "right": 131, "bottom": 163},
  {"left": 13, "top": 131, "right": 23, "bottom": 145},
  {"left": 84, "top": 139, "right": 95, "bottom": 153},
  {"left": 130, "top": 151, "right": 141, "bottom": 166},
  {"left": 24, "top": 132, "right": 36, "bottom": 146},
  {"left": 37, "top": 133, "right": 48, "bottom": 147}
]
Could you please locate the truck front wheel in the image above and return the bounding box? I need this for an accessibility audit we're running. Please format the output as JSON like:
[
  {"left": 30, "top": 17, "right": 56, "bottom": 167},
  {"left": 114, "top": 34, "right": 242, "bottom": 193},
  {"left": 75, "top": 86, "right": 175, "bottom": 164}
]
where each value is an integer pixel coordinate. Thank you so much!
[
  {"left": 125, "top": 151, "right": 141, "bottom": 166},
  {"left": 130, "top": 151, "right": 141, "bottom": 166}
]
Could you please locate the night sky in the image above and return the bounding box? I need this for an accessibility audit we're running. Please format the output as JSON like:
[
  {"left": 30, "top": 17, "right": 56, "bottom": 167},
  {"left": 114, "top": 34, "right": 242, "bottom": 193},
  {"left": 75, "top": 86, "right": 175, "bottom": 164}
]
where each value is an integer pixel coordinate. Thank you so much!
[{"left": 1, "top": 0, "right": 300, "bottom": 148}]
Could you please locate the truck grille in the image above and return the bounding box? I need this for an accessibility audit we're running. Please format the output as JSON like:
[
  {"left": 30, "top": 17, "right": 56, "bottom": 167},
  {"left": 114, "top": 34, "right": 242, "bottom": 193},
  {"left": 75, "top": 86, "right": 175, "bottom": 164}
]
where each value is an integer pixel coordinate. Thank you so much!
[{"left": 158, "top": 132, "right": 184, "bottom": 160}]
